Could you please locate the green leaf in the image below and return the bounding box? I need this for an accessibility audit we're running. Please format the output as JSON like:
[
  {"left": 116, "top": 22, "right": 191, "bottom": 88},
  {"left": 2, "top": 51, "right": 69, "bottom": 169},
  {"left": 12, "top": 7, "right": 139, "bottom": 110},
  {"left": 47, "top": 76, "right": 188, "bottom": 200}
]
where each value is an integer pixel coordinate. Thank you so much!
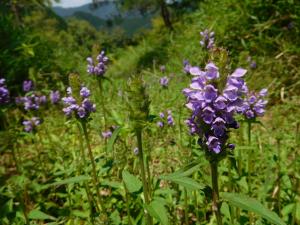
[
  {"left": 145, "top": 200, "right": 169, "bottom": 225},
  {"left": 46, "top": 175, "right": 90, "bottom": 187},
  {"left": 122, "top": 170, "right": 142, "bottom": 193},
  {"left": 161, "top": 160, "right": 200, "bottom": 179},
  {"left": 72, "top": 210, "right": 89, "bottom": 218},
  {"left": 110, "top": 210, "right": 122, "bottom": 225},
  {"left": 161, "top": 176, "right": 203, "bottom": 191},
  {"left": 107, "top": 126, "right": 122, "bottom": 152},
  {"left": 28, "top": 209, "right": 56, "bottom": 221},
  {"left": 221, "top": 193, "right": 286, "bottom": 225}
]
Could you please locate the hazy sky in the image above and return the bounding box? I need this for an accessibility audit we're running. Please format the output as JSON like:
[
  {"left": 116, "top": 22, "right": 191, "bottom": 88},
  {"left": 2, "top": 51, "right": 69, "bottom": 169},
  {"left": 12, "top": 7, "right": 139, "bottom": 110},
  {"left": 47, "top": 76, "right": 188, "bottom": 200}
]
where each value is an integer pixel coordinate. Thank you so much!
[{"left": 52, "top": 0, "right": 91, "bottom": 8}]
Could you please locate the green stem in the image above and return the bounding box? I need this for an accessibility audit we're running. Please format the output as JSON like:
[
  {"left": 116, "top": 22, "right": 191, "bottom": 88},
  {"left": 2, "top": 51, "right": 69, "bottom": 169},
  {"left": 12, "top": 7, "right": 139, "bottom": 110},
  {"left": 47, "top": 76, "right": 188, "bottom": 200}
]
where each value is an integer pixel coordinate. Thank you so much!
[
  {"left": 125, "top": 185, "right": 133, "bottom": 225},
  {"left": 184, "top": 188, "right": 189, "bottom": 225},
  {"left": 76, "top": 124, "right": 98, "bottom": 221},
  {"left": 81, "top": 122, "right": 105, "bottom": 215},
  {"left": 276, "top": 139, "right": 281, "bottom": 215},
  {"left": 98, "top": 78, "right": 107, "bottom": 130},
  {"left": 136, "top": 129, "right": 153, "bottom": 225},
  {"left": 210, "top": 161, "right": 222, "bottom": 225},
  {"left": 247, "top": 122, "right": 254, "bottom": 224}
]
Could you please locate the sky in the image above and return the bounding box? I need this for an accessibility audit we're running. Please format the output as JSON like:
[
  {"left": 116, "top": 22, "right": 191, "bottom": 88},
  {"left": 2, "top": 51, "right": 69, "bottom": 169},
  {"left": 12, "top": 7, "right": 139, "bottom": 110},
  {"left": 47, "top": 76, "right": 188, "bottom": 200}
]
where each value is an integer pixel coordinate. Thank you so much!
[{"left": 52, "top": 0, "right": 91, "bottom": 8}]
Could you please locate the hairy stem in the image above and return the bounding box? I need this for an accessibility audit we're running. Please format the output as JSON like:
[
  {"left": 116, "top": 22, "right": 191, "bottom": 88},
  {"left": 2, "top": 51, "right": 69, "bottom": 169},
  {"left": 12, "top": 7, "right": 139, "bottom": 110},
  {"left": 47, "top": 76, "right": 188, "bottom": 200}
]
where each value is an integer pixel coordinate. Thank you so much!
[
  {"left": 81, "top": 122, "right": 105, "bottom": 216},
  {"left": 210, "top": 161, "right": 222, "bottom": 225},
  {"left": 136, "top": 129, "right": 153, "bottom": 225}
]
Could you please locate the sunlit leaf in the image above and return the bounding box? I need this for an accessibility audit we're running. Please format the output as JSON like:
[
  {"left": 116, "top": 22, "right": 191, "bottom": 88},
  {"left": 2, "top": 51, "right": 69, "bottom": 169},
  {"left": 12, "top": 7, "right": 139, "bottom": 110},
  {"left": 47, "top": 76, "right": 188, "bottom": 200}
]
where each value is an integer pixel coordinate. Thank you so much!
[
  {"left": 122, "top": 170, "right": 142, "bottom": 193},
  {"left": 221, "top": 192, "right": 286, "bottom": 225},
  {"left": 28, "top": 209, "right": 56, "bottom": 221},
  {"left": 145, "top": 200, "right": 169, "bottom": 225}
]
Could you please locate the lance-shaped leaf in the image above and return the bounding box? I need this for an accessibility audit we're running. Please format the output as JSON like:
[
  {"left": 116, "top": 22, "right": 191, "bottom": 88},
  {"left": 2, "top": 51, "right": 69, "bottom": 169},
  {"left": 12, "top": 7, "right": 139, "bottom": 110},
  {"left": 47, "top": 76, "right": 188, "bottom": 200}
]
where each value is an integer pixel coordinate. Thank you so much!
[
  {"left": 221, "top": 192, "right": 286, "bottom": 225},
  {"left": 145, "top": 200, "right": 169, "bottom": 225}
]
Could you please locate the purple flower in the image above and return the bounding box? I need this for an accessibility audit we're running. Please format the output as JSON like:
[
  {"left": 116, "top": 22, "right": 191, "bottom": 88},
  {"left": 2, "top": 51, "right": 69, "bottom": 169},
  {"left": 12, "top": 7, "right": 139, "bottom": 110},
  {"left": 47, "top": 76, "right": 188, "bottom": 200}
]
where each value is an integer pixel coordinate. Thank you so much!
[
  {"left": 133, "top": 147, "right": 139, "bottom": 155},
  {"left": 23, "top": 117, "right": 41, "bottom": 132},
  {"left": 157, "top": 121, "right": 164, "bottom": 127},
  {"left": 206, "top": 136, "right": 221, "bottom": 154},
  {"left": 160, "top": 76, "right": 169, "bottom": 88},
  {"left": 205, "top": 63, "right": 219, "bottom": 80},
  {"left": 0, "top": 78, "right": 10, "bottom": 104},
  {"left": 23, "top": 80, "right": 33, "bottom": 92},
  {"left": 80, "top": 86, "right": 90, "bottom": 98},
  {"left": 157, "top": 110, "right": 174, "bottom": 127},
  {"left": 239, "top": 89, "right": 268, "bottom": 119},
  {"left": 62, "top": 86, "right": 96, "bottom": 119},
  {"left": 204, "top": 85, "right": 218, "bottom": 102},
  {"left": 202, "top": 106, "right": 215, "bottom": 124},
  {"left": 200, "top": 29, "right": 215, "bottom": 49},
  {"left": 19, "top": 94, "right": 46, "bottom": 111},
  {"left": 50, "top": 90, "right": 60, "bottom": 104},
  {"left": 82, "top": 98, "right": 96, "bottom": 113},
  {"left": 167, "top": 114, "right": 175, "bottom": 126},
  {"left": 183, "top": 60, "right": 191, "bottom": 74},
  {"left": 86, "top": 51, "right": 108, "bottom": 77},
  {"left": 102, "top": 130, "right": 112, "bottom": 139}
]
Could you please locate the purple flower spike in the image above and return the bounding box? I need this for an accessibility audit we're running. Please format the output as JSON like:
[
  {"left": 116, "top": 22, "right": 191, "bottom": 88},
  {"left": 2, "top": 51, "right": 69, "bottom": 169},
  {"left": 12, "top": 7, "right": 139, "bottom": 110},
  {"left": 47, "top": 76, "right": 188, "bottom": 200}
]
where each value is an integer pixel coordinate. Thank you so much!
[
  {"left": 23, "top": 117, "right": 41, "bottom": 132},
  {"left": 183, "top": 60, "right": 250, "bottom": 154},
  {"left": 200, "top": 29, "right": 215, "bottom": 49},
  {"left": 86, "top": 51, "right": 109, "bottom": 77},
  {"left": 23, "top": 80, "right": 33, "bottom": 92},
  {"left": 0, "top": 78, "right": 10, "bottom": 104},
  {"left": 160, "top": 76, "right": 169, "bottom": 88},
  {"left": 50, "top": 90, "right": 60, "bottom": 104},
  {"left": 62, "top": 85, "right": 96, "bottom": 119}
]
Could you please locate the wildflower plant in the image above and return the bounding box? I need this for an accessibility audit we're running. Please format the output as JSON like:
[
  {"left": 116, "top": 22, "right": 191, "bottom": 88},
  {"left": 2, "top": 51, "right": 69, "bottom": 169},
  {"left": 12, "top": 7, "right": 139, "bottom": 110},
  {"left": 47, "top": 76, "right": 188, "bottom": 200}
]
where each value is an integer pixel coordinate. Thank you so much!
[
  {"left": 125, "top": 74, "right": 153, "bottom": 224},
  {"left": 62, "top": 73, "right": 106, "bottom": 219}
]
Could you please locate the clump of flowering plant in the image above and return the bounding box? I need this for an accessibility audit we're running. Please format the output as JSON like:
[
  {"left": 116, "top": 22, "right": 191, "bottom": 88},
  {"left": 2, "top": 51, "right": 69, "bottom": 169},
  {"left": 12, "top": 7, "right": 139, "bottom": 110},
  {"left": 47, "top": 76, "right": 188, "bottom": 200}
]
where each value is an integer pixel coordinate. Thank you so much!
[
  {"left": 0, "top": 78, "right": 10, "bottom": 104},
  {"left": 62, "top": 86, "right": 96, "bottom": 119}
]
